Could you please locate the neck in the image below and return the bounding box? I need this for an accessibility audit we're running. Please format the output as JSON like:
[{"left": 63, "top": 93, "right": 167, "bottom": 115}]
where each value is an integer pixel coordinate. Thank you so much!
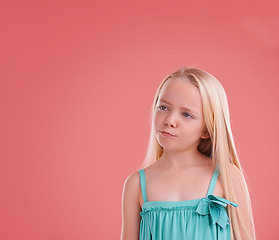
[{"left": 158, "top": 149, "right": 212, "bottom": 169}]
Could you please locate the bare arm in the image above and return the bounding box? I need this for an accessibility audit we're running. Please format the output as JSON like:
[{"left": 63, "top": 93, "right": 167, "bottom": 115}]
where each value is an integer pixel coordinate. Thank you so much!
[{"left": 121, "top": 171, "right": 141, "bottom": 240}]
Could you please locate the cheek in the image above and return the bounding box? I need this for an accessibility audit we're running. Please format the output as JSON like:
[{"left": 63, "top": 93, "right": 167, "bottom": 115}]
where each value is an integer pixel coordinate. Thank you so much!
[
  {"left": 180, "top": 122, "right": 204, "bottom": 135},
  {"left": 153, "top": 111, "right": 162, "bottom": 124}
]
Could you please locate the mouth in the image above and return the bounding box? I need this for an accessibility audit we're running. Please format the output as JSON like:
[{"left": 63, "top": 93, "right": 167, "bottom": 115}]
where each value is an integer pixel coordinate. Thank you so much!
[{"left": 159, "top": 130, "right": 176, "bottom": 137}]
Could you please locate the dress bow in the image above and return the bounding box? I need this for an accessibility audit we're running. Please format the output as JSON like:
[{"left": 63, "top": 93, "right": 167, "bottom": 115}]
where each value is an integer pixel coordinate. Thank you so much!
[{"left": 195, "top": 194, "right": 238, "bottom": 229}]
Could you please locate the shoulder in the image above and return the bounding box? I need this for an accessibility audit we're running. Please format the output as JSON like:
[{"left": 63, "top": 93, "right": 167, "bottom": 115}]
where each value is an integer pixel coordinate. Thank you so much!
[
  {"left": 227, "top": 164, "right": 256, "bottom": 238},
  {"left": 229, "top": 163, "right": 242, "bottom": 178},
  {"left": 228, "top": 163, "right": 247, "bottom": 187},
  {"left": 227, "top": 163, "right": 248, "bottom": 199},
  {"left": 122, "top": 170, "right": 141, "bottom": 202},
  {"left": 121, "top": 170, "right": 142, "bottom": 239},
  {"left": 123, "top": 170, "right": 140, "bottom": 186}
]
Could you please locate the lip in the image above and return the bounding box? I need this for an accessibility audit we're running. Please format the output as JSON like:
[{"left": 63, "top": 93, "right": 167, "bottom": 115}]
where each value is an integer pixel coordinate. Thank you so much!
[{"left": 159, "top": 130, "right": 176, "bottom": 137}]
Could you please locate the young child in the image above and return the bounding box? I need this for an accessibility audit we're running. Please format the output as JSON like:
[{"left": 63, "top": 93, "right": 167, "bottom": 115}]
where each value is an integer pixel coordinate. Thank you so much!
[{"left": 121, "top": 67, "right": 256, "bottom": 240}]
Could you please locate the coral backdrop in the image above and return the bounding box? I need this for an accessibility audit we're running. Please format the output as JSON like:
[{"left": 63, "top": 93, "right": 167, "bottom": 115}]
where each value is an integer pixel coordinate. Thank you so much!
[{"left": 1, "top": 0, "right": 278, "bottom": 239}]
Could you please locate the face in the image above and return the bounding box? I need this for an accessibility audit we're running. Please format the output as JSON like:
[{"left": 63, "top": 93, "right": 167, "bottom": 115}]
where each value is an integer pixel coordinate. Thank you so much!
[{"left": 153, "top": 79, "right": 208, "bottom": 152}]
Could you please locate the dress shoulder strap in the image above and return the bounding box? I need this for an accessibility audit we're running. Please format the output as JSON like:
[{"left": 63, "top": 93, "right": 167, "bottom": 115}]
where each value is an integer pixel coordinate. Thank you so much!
[
  {"left": 206, "top": 165, "right": 220, "bottom": 197},
  {"left": 138, "top": 169, "right": 148, "bottom": 202}
]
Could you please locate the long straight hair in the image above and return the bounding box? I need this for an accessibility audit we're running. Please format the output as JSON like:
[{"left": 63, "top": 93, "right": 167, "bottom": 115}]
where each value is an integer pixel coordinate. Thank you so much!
[{"left": 140, "top": 67, "right": 256, "bottom": 240}]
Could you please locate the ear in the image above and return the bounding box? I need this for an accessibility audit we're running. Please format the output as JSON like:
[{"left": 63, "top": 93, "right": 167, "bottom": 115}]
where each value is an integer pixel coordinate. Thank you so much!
[{"left": 201, "top": 130, "right": 210, "bottom": 139}]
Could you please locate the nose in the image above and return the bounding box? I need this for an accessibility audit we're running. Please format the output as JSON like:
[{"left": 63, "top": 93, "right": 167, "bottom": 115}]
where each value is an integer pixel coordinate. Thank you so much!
[{"left": 164, "top": 114, "right": 177, "bottom": 127}]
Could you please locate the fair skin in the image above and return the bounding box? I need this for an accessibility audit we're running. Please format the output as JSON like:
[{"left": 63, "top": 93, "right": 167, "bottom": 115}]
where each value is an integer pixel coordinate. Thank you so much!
[{"left": 121, "top": 79, "right": 226, "bottom": 240}]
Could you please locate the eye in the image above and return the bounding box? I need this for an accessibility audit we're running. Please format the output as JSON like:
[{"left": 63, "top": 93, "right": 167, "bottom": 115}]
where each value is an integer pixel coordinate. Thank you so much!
[
  {"left": 158, "top": 105, "right": 167, "bottom": 110},
  {"left": 158, "top": 105, "right": 193, "bottom": 119},
  {"left": 183, "top": 112, "right": 193, "bottom": 119}
]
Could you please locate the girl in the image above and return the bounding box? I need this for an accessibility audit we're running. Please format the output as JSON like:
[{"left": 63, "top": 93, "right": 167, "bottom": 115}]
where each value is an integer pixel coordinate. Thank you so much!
[{"left": 121, "top": 67, "right": 256, "bottom": 240}]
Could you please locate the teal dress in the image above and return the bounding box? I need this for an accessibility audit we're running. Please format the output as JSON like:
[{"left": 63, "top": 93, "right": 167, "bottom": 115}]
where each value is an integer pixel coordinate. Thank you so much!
[{"left": 138, "top": 165, "right": 238, "bottom": 240}]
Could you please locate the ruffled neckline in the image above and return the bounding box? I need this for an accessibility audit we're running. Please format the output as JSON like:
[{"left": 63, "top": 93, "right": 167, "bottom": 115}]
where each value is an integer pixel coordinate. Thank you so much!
[
  {"left": 142, "top": 197, "right": 202, "bottom": 209},
  {"left": 140, "top": 194, "right": 238, "bottom": 229}
]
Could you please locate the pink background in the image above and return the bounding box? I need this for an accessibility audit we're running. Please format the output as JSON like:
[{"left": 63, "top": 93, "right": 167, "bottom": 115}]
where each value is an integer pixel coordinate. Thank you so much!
[{"left": 1, "top": 0, "right": 278, "bottom": 239}]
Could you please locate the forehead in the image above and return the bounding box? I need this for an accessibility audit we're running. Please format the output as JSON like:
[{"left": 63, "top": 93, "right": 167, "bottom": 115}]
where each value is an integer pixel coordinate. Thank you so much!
[{"left": 158, "top": 79, "right": 202, "bottom": 113}]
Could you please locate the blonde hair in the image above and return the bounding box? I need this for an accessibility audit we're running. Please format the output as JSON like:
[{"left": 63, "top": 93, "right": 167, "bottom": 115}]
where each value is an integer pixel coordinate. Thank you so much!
[{"left": 140, "top": 67, "right": 256, "bottom": 240}]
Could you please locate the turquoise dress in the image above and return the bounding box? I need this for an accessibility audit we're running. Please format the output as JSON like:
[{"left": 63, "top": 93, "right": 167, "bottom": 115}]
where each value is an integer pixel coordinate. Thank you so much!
[{"left": 138, "top": 165, "right": 238, "bottom": 239}]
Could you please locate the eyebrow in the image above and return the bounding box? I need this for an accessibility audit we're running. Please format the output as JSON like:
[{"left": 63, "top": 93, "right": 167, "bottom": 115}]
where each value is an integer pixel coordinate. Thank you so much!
[{"left": 158, "top": 98, "right": 199, "bottom": 114}]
